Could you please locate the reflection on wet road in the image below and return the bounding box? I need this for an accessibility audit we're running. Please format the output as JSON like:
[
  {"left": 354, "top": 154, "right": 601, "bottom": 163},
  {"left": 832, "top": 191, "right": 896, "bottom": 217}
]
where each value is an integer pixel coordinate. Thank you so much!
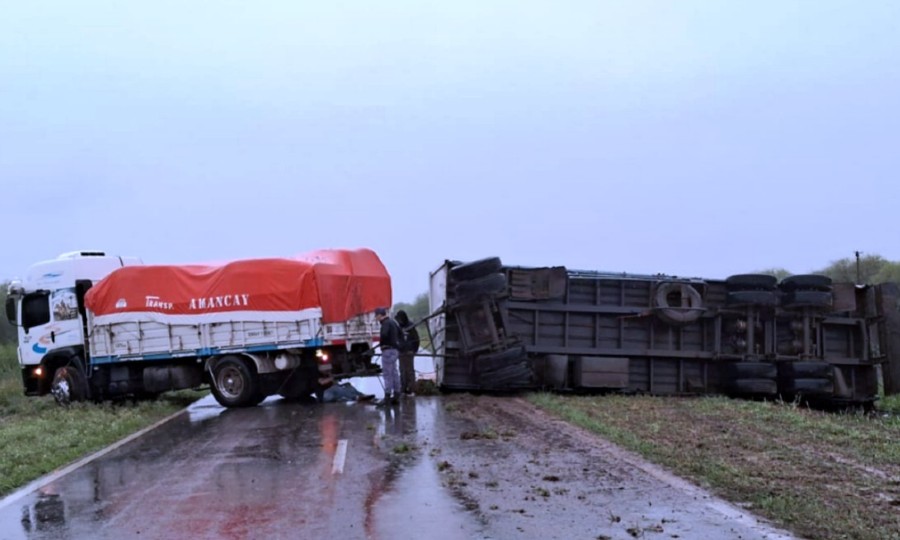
[
  {"left": 0, "top": 392, "right": 480, "bottom": 540},
  {"left": 1, "top": 358, "right": 797, "bottom": 540}
]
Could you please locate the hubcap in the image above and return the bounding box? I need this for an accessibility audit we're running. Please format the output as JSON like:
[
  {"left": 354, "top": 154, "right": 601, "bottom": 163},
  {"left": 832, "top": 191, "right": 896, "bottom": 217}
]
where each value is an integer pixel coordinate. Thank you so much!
[{"left": 217, "top": 366, "right": 244, "bottom": 399}]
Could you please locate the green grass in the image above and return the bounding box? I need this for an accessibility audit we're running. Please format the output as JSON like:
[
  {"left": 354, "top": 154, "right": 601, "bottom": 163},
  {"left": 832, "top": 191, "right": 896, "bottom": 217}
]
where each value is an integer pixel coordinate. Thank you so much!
[
  {"left": 529, "top": 393, "right": 900, "bottom": 540},
  {"left": 0, "top": 344, "right": 204, "bottom": 497}
]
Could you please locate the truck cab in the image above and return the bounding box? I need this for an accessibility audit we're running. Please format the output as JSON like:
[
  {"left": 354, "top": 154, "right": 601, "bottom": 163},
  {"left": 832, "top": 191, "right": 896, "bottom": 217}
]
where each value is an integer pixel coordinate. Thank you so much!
[{"left": 6, "top": 251, "right": 141, "bottom": 396}]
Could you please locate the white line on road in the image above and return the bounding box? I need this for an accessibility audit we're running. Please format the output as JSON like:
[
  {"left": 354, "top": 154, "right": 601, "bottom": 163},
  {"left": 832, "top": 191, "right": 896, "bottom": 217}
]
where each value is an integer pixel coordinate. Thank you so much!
[{"left": 332, "top": 439, "right": 348, "bottom": 474}]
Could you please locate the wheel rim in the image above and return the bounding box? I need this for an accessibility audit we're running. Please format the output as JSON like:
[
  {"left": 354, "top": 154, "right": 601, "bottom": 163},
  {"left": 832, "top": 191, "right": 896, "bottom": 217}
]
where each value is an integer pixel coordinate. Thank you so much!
[
  {"left": 52, "top": 374, "right": 71, "bottom": 405},
  {"left": 216, "top": 365, "right": 244, "bottom": 399}
]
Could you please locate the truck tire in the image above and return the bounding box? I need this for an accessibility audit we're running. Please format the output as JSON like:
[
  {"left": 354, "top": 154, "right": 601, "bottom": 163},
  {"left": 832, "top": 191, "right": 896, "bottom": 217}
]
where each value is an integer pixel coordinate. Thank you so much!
[
  {"left": 726, "top": 291, "right": 779, "bottom": 307},
  {"left": 781, "top": 378, "right": 834, "bottom": 396},
  {"left": 450, "top": 257, "right": 503, "bottom": 282},
  {"left": 778, "top": 361, "right": 833, "bottom": 379},
  {"left": 51, "top": 365, "right": 89, "bottom": 405},
  {"left": 725, "top": 274, "right": 778, "bottom": 291},
  {"left": 724, "top": 362, "right": 777, "bottom": 379},
  {"left": 478, "top": 362, "right": 532, "bottom": 388},
  {"left": 728, "top": 378, "right": 777, "bottom": 395},
  {"left": 211, "top": 356, "right": 261, "bottom": 408},
  {"left": 779, "top": 274, "right": 832, "bottom": 292},
  {"left": 783, "top": 291, "right": 832, "bottom": 309},
  {"left": 654, "top": 282, "right": 704, "bottom": 325},
  {"left": 476, "top": 347, "right": 527, "bottom": 372},
  {"left": 455, "top": 273, "right": 507, "bottom": 303}
]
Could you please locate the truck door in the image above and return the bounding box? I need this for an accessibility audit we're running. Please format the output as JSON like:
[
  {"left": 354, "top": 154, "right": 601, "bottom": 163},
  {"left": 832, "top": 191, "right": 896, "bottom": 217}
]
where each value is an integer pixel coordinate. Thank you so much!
[{"left": 19, "top": 291, "right": 51, "bottom": 366}]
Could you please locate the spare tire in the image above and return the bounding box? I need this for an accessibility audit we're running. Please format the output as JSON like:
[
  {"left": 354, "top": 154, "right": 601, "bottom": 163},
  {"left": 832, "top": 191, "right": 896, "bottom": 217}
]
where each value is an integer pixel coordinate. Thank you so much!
[
  {"left": 450, "top": 257, "right": 503, "bottom": 282},
  {"left": 725, "top": 274, "right": 778, "bottom": 291},
  {"left": 779, "top": 274, "right": 832, "bottom": 292},
  {"left": 654, "top": 282, "right": 704, "bottom": 325}
]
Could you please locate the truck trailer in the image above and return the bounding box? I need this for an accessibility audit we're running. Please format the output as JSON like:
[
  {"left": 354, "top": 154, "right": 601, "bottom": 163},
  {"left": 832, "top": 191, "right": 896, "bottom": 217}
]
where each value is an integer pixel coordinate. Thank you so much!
[
  {"left": 428, "top": 257, "right": 900, "bottom": 407},
  {"left": 6, "top": 249, "right": 391, "bottom": 408}
]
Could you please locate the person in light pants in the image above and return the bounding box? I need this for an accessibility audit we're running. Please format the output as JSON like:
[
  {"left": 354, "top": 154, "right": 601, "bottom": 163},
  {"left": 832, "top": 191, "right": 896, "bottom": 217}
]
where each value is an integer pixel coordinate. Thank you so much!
[{"left": 375, "top": 307, "right": 401, "bottom": 406}]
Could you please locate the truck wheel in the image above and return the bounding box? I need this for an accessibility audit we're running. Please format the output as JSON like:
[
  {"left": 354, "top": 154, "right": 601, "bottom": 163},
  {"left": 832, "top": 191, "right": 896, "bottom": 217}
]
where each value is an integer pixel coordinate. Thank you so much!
[
  {"left": 779, "top": 274, "right": 832, "bottom": 292},
  {"left": 726, "top": 291, "right": 779, "bottom": 307},
  {"left": 450, "top": 257, "right": 502, "bottom": 282},
  {"left": 778, "top": 361, "right": 833, "bottom": 379},
  {"left": 476, "top": 347, "right": 527, "bottom": 372},
  {"left": 781, "top": 377, "right": 834, "bottom": 396},
  {"left": 211, "top": 356, "right": 260, "bottom": 408},
  {"left": 454, "top": 273, "right": 507, "bottom": 303},
  {"left": 728, "top": 378, "right": 777, "bottom": 395},
  {"left": 725, "top": 274, "right": 778, "bottom": 291},
  {"left": 51, "top": 365, "right": 88, "bottom": 405},
  {"left": 724, "top": 362, "right": 777, "bottom": 379},
  {"left": 783, "top": 291, "right": 832, "bottom": 309},
  {"left": 478, "top": 362, "right": 533, "bottom": 387}
]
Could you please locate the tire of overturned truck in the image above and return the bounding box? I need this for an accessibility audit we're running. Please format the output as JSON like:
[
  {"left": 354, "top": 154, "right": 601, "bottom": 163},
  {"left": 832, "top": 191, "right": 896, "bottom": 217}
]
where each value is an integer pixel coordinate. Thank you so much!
[
  {"left": 478, "top": 362, "right": 533, "bottom": 388},
  {"left": 725, "top": 274, "right": 778, "bottom": 291},
  {"left": 728, "top": 378, "right": 778, "bottom": 395},
  {"left": 782, "top": 291, "right": 833, "bottom": 309},
  {"left": 211, "top": 356, "right": 262, "bottom": 408},
  {"left": 725, "top": 291, "right": 779, "bottom": 307},
  {"left": 654, "top": 282, "right": 704, "bottom": 325},
  {"left": 476, "top": 347, "right": 527, "bottom": 373},
  {"left": 781, "top": 377, "right": 834, "bottom": 396},
  {"left": 778, "top": 361, "right": 834, "bottom": 379},
  {"left": 724, "top": 362, "right": 777, "bottom": 380},
  {"left": 450, "top": 257, "right": 503, "bottom": 282},
  {"left": 779, "top": 274, "right": 833, "bottom": 292},
  {"left": 455, "top": 273, "right": 507, "bottom": 304},
  {"left": 51, "top": 364, "right": 89, "bottom": 405}
]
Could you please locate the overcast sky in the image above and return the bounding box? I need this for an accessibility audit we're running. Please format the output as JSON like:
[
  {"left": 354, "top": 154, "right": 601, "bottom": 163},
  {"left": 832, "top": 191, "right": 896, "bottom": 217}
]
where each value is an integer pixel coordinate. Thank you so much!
[{"left": 1, "top": 1, "right": 898, "bottom": 303}]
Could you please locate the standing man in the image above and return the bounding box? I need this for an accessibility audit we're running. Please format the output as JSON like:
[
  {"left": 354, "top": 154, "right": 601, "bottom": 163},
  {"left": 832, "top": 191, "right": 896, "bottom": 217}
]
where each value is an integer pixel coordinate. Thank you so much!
[
  {"left": 396, "top": 310, "right": 421, "bottom": 396},
  {"left": 375, "top": 307, "right": 401, "bottom": 406}
]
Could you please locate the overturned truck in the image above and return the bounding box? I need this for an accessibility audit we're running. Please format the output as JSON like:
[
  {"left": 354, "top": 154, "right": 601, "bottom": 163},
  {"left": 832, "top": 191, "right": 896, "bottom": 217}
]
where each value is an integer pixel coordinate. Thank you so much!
[{"left": 428, "top": 257, "right": 900, "bottom": 407}]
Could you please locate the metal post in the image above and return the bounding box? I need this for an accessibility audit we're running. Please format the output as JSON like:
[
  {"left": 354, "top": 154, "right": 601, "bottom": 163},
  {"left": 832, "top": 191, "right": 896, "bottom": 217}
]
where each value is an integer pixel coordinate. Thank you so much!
[{"left": 855, "top": 251, "right": 861, "bottom": 284}]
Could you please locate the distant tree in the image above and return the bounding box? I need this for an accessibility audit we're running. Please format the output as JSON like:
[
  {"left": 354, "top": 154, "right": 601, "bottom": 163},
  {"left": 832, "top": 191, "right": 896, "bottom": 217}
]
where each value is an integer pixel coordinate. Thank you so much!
[
  {"left": 753, "top": 268, "right": 793, "bottom": 280},
  {"left": 874, "top": 261, "right": 900, "bottom": 284},
  {"left": 392, "top": 293, "right": 430, "bottom": 323},
  {"left": 818, "top": 255, "right": 888, "bottom": 284}
]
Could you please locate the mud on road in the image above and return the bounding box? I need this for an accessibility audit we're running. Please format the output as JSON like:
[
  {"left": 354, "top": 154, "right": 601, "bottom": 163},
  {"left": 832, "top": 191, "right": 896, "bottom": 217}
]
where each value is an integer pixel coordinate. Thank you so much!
[{"left": 426, "top": 394, "right": 794, "bottom": 540}]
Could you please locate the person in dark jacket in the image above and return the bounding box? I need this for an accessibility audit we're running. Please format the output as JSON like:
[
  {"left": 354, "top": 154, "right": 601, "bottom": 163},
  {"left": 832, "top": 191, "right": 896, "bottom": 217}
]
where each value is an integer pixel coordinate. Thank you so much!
[
  {"left": 395, "top": 310, "right": 421, "bottom": 395},
  {"left": 375, "top": 307, "right": 402, "bottom": 406}
]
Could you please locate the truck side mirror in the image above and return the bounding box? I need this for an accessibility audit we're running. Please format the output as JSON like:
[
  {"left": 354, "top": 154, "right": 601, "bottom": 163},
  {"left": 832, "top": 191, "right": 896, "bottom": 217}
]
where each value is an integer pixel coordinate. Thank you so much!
[{"left": 5, "top": 296, "right": 17, "bottom": 326}]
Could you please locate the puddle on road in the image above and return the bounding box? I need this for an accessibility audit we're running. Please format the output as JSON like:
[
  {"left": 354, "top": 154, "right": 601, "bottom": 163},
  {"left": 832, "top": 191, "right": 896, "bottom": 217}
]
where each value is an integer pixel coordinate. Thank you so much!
[
  {"left": 366, "top": 395, "right": 487, "bottom": 540},
  {"left": 370, "top": 455, "right": 484, "bottom": 540}
]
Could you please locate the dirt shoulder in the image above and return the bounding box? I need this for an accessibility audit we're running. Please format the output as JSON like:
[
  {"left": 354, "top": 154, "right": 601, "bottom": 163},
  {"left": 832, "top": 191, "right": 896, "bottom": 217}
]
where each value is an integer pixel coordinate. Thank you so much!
[
  {"left": 425, "top": 393, "right": 797, "bottom": 540},
  {"left": 527, "top": 393, "right": 900, "bottom": 540}
]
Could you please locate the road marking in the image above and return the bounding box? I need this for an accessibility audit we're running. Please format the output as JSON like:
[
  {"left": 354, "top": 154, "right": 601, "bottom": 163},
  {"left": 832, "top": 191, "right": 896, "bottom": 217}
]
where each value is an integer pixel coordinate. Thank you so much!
[{"left": 332, "top": 439, "right": 348, "bottom": 474}]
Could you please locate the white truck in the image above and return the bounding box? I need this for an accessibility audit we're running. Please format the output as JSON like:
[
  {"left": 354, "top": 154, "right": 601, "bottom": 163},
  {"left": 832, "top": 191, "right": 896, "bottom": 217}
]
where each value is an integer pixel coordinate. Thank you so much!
[{"left": 6, "top": 249, "right": 390, "bottom": 407}]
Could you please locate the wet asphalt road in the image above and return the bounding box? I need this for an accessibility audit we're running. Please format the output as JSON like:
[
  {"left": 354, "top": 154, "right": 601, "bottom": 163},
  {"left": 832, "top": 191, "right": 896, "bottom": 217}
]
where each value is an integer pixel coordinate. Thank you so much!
[{"left": 0, "top": 378, "right": 796, "bottom": 540}]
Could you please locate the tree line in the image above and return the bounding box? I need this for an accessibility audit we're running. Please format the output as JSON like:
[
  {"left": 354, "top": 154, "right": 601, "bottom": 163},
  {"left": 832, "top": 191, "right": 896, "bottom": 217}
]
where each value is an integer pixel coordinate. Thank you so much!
[{"left": 2, "top": 254, "right": 898, "bottom": 346}]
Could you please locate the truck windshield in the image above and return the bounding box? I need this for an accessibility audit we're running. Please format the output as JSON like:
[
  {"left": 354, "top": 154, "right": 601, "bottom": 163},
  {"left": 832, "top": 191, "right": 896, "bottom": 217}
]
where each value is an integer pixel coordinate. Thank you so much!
[{"left": 21, "top": 292, "right": 50, "bottom": 330}]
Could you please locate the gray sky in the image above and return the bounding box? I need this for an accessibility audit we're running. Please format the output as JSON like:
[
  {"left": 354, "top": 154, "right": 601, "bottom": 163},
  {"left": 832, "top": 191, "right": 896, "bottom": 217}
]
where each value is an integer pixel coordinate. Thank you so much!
[{"left": 2, "top": 1, "right": 898, "bottom": 303}]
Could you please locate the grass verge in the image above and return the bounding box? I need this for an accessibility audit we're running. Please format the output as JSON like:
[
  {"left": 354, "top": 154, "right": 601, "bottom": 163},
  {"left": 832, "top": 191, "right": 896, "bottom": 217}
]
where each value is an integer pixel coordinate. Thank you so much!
[
  {"left": 1, "top": 344, "right": 205, "bottom": 497},
  {"left": 529, "top": 393, "right": 900, "bottom": 540}
]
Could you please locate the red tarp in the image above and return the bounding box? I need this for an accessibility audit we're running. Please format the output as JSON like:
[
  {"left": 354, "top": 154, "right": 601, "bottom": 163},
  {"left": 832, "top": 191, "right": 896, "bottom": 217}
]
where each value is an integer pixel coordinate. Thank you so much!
[{"left": 85, "top": 249, "right": 392, "bottom": 324}]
